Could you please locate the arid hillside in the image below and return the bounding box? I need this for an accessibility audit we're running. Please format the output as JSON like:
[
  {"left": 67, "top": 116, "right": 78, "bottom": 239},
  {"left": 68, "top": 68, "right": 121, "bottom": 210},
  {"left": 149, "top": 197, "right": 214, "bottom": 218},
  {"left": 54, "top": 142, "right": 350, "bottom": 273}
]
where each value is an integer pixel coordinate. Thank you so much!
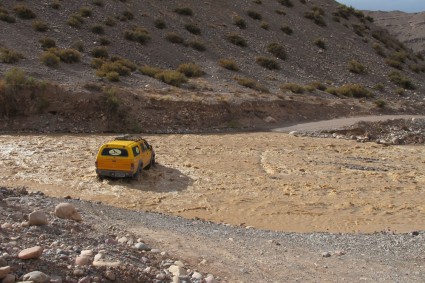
[
  {"left": 0, "top": 0, "right": 425, "bottom": 132},
  {"left": 367, "top": 10, "right": 425, "bottom": 55}
]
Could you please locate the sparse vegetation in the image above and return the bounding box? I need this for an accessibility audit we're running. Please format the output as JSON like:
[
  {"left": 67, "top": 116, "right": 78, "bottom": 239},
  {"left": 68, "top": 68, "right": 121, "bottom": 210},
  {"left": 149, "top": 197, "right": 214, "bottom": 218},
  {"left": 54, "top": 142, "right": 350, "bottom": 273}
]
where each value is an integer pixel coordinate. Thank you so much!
[
  {"left": 67, "top": 14, "right": 84, "bottom": 28},
  {"left": 49, "top": 48, "right": 81, "bottom": 63},
  {"left": 154, "top": 19, "right": 167, "bottom": 29},
  {"left": 234, "top": 76, "right": 269, "bottom": 92},
  {"left": 267, "top": 43, "right": 287, "bottom": 60},
  {"left": 226, "top": 33, "right": 247, "bottom": 47},
  {"left": 281, "top": 83, "right": 305, "bottom": 94},
  {"left": 124, "top": 27, "right": 151, "bottom": 44},
  {"left": 373, "top": 83, "right": 384, "bottom": 91},
  {"left": 50, "top": 1, "right": 60, "bottom": 9},
  {"left": 91, "top": 24, "right": 104, "bottom": 34},
  {"left": 352, "top": 24, "right": 366, "bottom": 37},
  {"left": 174, "top": 7, "right": 193, "bottom": 16},
  {"left": 91, "top": 47, "right": 109, "bottom": 59},
  {"left": 372, "top": 43, "right": 386, "bottom": 57},
  {"left": 79, "top": 7, "right": 92, "bottom": 18},
  {"left": 247, "top": 10, "right": 262, "bottom": 20},
  {"left": 140, "top": 65, "right": 163, "bottom": 77},
  {"left": 304, "top": 7, "right": 326, "bottom": 27},
  {"left": 165, "top": 32, "right": 185, "bottom": 44},
  {"left": 409, "top": 64, "right": 425, "bottom": 73},
  {"left": 13, "top": 4, "right": 36, "bottom": 19},
  {"left": 155, "top": 70, "right": 188, "bottom": 87},
  {"left": 39, "top": 37, "right": 56, "bottom": 50},
  {"left": 275, "top": 9, "right": 286, "bottom": 15},
  {"left": 374, "top": 99, "right": 386, "bottom": 108},
  {"left": 348, "top": 60, "right": 366, "bottom": 74},
  {"left": 234, "top": 16, "right": 247, "bottom": 29},
  {"left": 389, "top": 71, "right": 415, "bottom": 90},
  {"left": 106, "top": 71, "right": 120, "bottom": 82},
  {"left": 219, "top": 59, "right": 239, "bottom": 71},
  {"left": 314, "top": 38, "right": 326, "bottom": 49},
  {"left": 281, "top": 25, "right": 293, "bottom": 35},
  {"left": 121, "top": 10, "right": 134, "bottom": 21},
  {"left": 277, "top": 0, "right": 293, "bottom": 8},
  {"left": 185, "top": 23, "right": 201, "bottom": 35},
  {"left": 70, "top": 40, "right": 84, "bottom": 52},
  {"left": 188, "top": 40, "right": 206, "bottom": 52},
  {"left": 385, "top": 58, "right": 403, "bottom": 70},
  {"left": 92, "top": 0, "right": 104, "bottom": 7},
  {"left": 260, "top": 22, "right": 269, "bottom": 30},
  {"left": 177, "top": 63, "right": 204, "bottom": 78},
  {"left": 40, "top": 51, "right": 60, "bottom": 67},
  {"left": 98, "top": 36, "right": 110, "bottom": 46},
  {"left": 309, "top": 81, "right": 327, "bottom": 91},
  {"left": 32, "top": 20, "right": 48, "bottom": 32},
  {"left": 105, "top": 17, "right": 116, "bottom": 27},
  {"left": 0, "top": 8, "right": 16, "bottom": 23},
  {"left": 333, "top": 84, "right": 373, "bottom": 98},
  {"left": 0, "top": 48, "right": 24, "bottom": 64}
]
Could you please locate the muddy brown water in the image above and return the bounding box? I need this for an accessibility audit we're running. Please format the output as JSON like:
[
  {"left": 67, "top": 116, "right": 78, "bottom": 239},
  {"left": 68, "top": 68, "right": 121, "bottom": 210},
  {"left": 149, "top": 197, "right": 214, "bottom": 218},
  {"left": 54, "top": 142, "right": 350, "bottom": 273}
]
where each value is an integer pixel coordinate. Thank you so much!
[{"left": 1, "top": 131, "right": 424, "bottom": 233}]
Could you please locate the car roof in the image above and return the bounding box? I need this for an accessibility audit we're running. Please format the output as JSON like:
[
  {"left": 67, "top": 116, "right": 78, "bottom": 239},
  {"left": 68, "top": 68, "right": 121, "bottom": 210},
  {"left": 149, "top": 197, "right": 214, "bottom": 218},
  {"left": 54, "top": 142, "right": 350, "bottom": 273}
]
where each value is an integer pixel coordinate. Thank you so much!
[{"left": 103, "top": 140, "right": 137, "bottom": 147}]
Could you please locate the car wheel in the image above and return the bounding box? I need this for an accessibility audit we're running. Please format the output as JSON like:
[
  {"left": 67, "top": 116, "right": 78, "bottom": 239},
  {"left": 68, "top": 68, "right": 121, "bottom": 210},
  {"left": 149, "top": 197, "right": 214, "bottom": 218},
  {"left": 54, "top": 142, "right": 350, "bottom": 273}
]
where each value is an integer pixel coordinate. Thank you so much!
[
  {"left": 132, "top": 163, "right": 142, "bottom": 180},
  {"left": 145, "top": 157, "right": 154, "bottom": 170}
]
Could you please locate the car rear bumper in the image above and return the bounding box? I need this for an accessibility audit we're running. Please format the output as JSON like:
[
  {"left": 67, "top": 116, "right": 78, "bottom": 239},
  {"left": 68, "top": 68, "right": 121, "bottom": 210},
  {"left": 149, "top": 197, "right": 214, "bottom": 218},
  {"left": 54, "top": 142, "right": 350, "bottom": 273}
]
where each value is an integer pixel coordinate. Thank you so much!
[{"left": 96, "top": 169, "right": 133, "bottom": 178}]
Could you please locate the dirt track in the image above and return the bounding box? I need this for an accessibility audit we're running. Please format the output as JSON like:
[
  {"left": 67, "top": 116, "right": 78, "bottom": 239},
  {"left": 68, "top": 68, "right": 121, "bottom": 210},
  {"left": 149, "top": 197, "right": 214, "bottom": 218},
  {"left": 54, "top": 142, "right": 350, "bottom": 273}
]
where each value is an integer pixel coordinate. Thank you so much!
[{"left": 1, "top": 130, "right": 424, "bottom": 234}]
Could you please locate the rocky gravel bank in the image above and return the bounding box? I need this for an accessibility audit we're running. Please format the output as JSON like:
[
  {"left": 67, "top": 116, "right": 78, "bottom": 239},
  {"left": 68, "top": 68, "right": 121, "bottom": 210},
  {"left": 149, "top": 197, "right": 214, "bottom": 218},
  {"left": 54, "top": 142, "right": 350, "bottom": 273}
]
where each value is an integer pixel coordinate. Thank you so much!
[{"left": 1, "top": 186, "right": 425, "bottom": 282}]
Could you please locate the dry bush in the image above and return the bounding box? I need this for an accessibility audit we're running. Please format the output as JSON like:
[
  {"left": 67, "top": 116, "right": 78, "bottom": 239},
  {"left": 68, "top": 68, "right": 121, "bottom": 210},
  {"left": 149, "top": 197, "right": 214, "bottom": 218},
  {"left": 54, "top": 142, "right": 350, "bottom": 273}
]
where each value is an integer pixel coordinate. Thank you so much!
[
  {"left": 0, "top": 8, "right": 16, "bottom": 23},
  {"left": 92, "top": 0, "right": 104, "bottom": 7},
  {"left": 50, "top": 1, "right": 60, "bottom": 9},
  {"left": 50, "top": 48, "right": 81, "bottom": 63},
  {"left": 267, "top": 43, "right": 287, "bottom": 60},
  {"left": 385, "top": 59, "right": 403, "bottom": 70},
  {"left": 348, "top": 60, "right": 366, "bottom": 74},
  {"left": 247, "top": 10, "right": 262, "bottom": 20},
  {"left": 256, "top": 57, "right": 280, "bottom": 70},
  {"left": 67, "top": 14, "right": 84, "bottom": 28},
  {"left": 105, "top": 17, "right": 116, "bottom": 26},
  {"left": 177, "top": 63, "right": 204, "bottom": 78},
  {"left": 0, "top": 48, "right": 24, "bottom": 64},
  {"left": 165, "top": 32, "right": 185, "bottom": 44},
  {"left": 389, "top": 71, "right": 415, "bottom": 90},
  {"left": 233, "top": 16, "right": 247, "bottom": 29},
  {"left": 219, "top": 59, "right": 239, "bottom": 71},
  {"left": 70, "top": 40, "right": 84, "bottom": 52},
  {"left": 336, "top": 84, "right": 373, "bottom": 98},
  {"left": 260, "top": 21, "right": 269, "bottom": 30},
  {"left": 226, "top": 33, "right": 247, "bottom": 47},
  {"left": 91, "top": 47, "right": 109, "bottom": 59},
  {"left": 281, "top": 83, "right": 305, "bottom": 94},
  {"left": 106, "top": 71, "right": 120, "bottom": 82},
  {"left": 140, "top": 65, "right": 163, "bottom": 77},
  {"left": 314, "top": 38, "right": 326, "bottom": 49},
  {"left": 32, "top": 20, "right": 48, "bottom": 32},
  {"left": 281, "top": 25, "right": 293, "bottom": 35},
  {"left": 124, "top": 27, "right": 151, "bottom": 44},
  {"left": 40, "top": 51, "right": 60, "bottom": 67},
  {"left": 304, "top": 7, "right": 326, "bottom": 27},
  {"left": 234, "top": 76, "right": 269, "bottom": 93},
  {"left": 372, "top": 43, "right": 386, "bottom": 57},
  {"left": 185, "top": 23, "right": 201, "bottom": 35},
  {"left": 155, "top": 70, "right": 188, "bottom": 87},
  {"left": 174, "top": 7, "right": 193, "bottom": 16},
  {"left": 98, "top": 36, "right": 110, "bottom": 46},
  {"left": 188, "top": 40, "right": 206, "bottom": 52},
  {"left": 277, "top": 0, "right": 293, "bottom": 8},
  {"left": 120, "top": 10, "right": 134, "bottom": 21},
  {"left": 79, "top": 7, "right": 92, "bottom": 17},
  {"left": 91, "top": 24, "right": 104, "bottom": 34},
  {"left": 309, "top": 81, "right": 327, "bottom": 91},
  {"left": 39, "top": 37, "right": 56, "bottom": 50},
  {"left": 154, "top": 19, "right": 167, "bottom": 29},
  {"left": 13, "top": 4, "right": 36, "bottom": 19}
]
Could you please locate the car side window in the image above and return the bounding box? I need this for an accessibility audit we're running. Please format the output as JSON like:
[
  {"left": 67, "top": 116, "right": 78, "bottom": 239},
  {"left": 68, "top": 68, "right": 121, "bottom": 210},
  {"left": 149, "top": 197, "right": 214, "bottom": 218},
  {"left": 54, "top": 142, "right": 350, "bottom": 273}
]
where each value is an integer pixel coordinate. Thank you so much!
[
  {"left": 132, "top": 146, "right": 140, "bottom": 156},
  {"left": 140, "top": 142, "right": 147, "bottom": 152}
]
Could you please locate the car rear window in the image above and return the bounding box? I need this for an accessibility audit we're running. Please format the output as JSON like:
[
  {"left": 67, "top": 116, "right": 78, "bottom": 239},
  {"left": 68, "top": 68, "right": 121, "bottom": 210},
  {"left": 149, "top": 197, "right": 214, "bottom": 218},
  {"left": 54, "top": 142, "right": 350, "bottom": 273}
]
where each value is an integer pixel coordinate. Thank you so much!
[{"left": 101, "top": 148, "right": 129, "bottom": 157}]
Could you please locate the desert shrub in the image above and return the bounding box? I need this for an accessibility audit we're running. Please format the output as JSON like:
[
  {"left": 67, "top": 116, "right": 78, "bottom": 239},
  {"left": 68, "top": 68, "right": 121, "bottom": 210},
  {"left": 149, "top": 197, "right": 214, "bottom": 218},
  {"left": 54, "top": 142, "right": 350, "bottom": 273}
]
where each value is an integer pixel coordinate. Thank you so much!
[
  {"left": 352, "top": 24, "right": 366, "bottom": 37},
  {"left": 32, "top": 20, "right": 48, "bottom": 32},
  {"left": 40, "top": 51, "right": 60, "bottom": 67},
  {"left": 165, "top": 32, "right": 184, "bottom": 44},
  {"left": 13, "top": 4, "right": 36, "bottom": 19},
  {"left": 4, "top": 68, "right": 28, "bottom": 89},
  {"left": 256, "top": 57, "right": 280, "bottom": 70},
  {"left": 277, "top": 0, "right": 293, "bottom": 8},
  {"left": 90, "top": 58, "right": 104, "bottom": 69},
  {"left": 103, "top": 88, "right": 121, "bottom": 113},
  {"left": 188, "top": 40, "right": 206, "bottom": 51},
  {"left": 97, "top": 62, "right": 129, "bottom": 77},
  {"left": 90, "top": 47, "right": 109, "bottom": 59},
  {"left": 309, "top": 81, "right": 327, "bottom": 91},
  {"left": 49, "top": 48, "right": 81, "bottom": 63},
  {"left": 281, "top": 25, "right": 293, "bottom": 35},
  {"left": 124, "top": 27, "right": 151, "bottom": 44},
  {"left": 185, "top": 23, "right": 201, "bottom": 35},
  {"left": 299, "top": 0, "right": 306, "bottom": 4},
  {"left": 105, "top": 17, "right": 116, "bottom": 26},
  {"left": 154, "top": 19, "right": 167, "bottom": 29},
  {"left": 67, "top": 14, "right": 84, "bottom": 28},
  {"left": 174, "top": 7, "right": 193, "bottom": 16},
  {"left": 374, "top": 99, "right": 386, "bottom": 108},
  {"left": 0, "top": 9, "right": 16, "bottom": 23},
  {"left": 121, "top": 10, "right": 134, "bottom": 21},
  {"left": 140, "top": 65, "right": 163, "bottom": 77},
  {"left": 234, "top": 76, "right": 269, "bottom": 92},
  {"left": 325, "top": 87, "right": 338, "bottom": 95},
  {"left": 254, "top": 0, "right": 262, "bottom": 4},
  {"left": 304, "top": 8, "right": 326, "bottom": 27},
  {"left": 91, "top": 24, "right": 104, "bottom": 34},
  {"left": 281, "top": 83, "right": 304, "bottom": 94},
  {"left": 111, "top": 57, "right": 137, "bottom": 72},
  {"left": 233, "top": 16, "right": 247, "bottom": 29},
  {"left": 177, "top": 63, "right": 204, "bottom": 77},
  {"left": 155, "top": 70, "right": 188, "bottom": 87},
  {"left": 39, "top": 37, "right": 56, "bottom": 50},
  {"left": 98, "top": 36, "right": 110, "bottom": 46},
  {"left": 70, "top": 40, "right": 84, "bottom": 52},
  {"left": 79, "top": 7, "right": 92, "bottom": 17},
  {"left": 385, "top": 58, "right": 403, "bottom": 70},
  {"left": 275, "top": 9, "right": 286, "bottom": 15},
  {"left": 372, "top": 28, "right": 406, "bottom": 51},
  {"left": 0, "top": 48, "right": 24, "bottom": 63},
  {"left": 372, "top": 43, "right": 385, "bottom": 57},
  {"left": 373, "top": 83, "right": 384, "bottom": 91},
  {"left": 409, "top": 64, "right": 425, "bottom": 73},
  {"left": 139, "top": 65, "right": 163, "bottom": 78},
  {"left": 260, "top": 21, "right": 269, "bottom": 30},
  {"left": 226, "top": 33, "right": 247, "bottom": 47},
  {"left": 50, "top": 1, "right": 60, "bottom": 9},
  {"left": 395, "top": 88, "right": 404, "bottom": 96},
  {"left": 314, "top": 38, "right": 326, "bottom": 49},
  {"left": 336, "top": 84, "right": 372, "bottom": 98},
  {"left": 389, "top": 51, "right": 407, "bottom": 63},
  {"left": 416, "top": 53, "right": 424, "bottom": 61},
  {"left": 389, "top": 71, "right": 415, "bottom": 90},
  {"left": 219, "top": 59, "right": 239, "bottom": 71},
  {"left": 247, "top": 10, "right": 262, "bottom": 20},
  {"left": 334, "top": 4, "right": 355, "bottom": 19},
  {"left": 106, "top": 71, "right": 120, "bottom": 82},
  {"left": 267, "top": 43, "right": 287, "bottom": 60},
  {"left": 92, "top": 0, "right": 104, "bottom": 7},
  {"left": 348, "top": 60, "right": 366, "bottom": 74}
]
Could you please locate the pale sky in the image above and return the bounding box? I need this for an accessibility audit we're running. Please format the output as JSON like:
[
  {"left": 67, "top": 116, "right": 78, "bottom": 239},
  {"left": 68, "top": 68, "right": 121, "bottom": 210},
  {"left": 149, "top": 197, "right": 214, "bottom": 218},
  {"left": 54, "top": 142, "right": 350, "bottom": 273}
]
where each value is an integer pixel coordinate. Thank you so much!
[{"left": 336, "top": 0, "right": 425, "bottom": 13}]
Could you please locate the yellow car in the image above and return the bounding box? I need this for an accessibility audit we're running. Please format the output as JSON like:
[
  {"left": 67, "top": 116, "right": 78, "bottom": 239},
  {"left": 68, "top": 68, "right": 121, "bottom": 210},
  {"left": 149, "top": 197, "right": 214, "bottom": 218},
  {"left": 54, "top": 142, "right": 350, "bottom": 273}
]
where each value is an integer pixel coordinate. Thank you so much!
[{"left": 95, "top": 135, "right": 155, "bottom": 179}]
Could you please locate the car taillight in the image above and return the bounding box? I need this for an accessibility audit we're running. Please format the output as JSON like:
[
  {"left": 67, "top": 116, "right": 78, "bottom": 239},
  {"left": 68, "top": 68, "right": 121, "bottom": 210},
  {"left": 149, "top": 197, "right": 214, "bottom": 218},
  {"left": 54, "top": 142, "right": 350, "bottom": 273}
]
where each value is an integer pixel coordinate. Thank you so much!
[{"left": 131, "top": 163, "right": 134, "bottom": 170}]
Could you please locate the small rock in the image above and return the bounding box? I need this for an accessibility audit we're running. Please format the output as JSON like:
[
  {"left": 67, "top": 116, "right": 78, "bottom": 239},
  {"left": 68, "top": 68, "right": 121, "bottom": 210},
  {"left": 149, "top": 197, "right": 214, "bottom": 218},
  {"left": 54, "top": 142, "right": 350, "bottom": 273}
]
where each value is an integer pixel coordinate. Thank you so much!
[
  {"left": 134, "top": 242, "right": 150, "bottom": 251},
  {"left": 80, "top": 250, "right": 93, "bottom": 257},
  {"left": 23, "top": 271, "right": 50, "bottom": 283},
  {"left": 28, "top": 211, "right": 48, "bottom": 226},
  {"left": 334, "top": 250, "right": 346, "bottom": 256},
  {"left": 18, "top": 246, "right": 44, "bottom": 259},
  {"left": 205, "top": 274, "right": 217, "bottom": 283},
  {"left": 192, "top": 272, "right": 202, "bottom": 280},
  {"left": 92, "top": 261, "right": 121, "bottom": 267},
  {"left": 75, "top": 255, "right": 90, "bottom": 266},
  {"left": 168, "top": 265, "right": 187, "bottom": 277},
  {"left": 0, "top": 266, "right": 11, "bottom": 279},
  {"left": 104, "top": 270, "right": 115, "bottom": 281},
  {"left": 77, "top": 276, "right": 90, "bottom": 283},
  {"left": 117, "top": 237, "right": 128, "bottom": 244},
  {"left": 322, "top": 252, "right": 331, "bottom": 258},
  {"left": 54, "top": 203, "right": 82, "bottom": 221},
  {"left": 50, "top": 275, "right": 63, "bottom": 283},
  {"left": 2, "top": 274, "right": 15, "bottom": 283}
]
